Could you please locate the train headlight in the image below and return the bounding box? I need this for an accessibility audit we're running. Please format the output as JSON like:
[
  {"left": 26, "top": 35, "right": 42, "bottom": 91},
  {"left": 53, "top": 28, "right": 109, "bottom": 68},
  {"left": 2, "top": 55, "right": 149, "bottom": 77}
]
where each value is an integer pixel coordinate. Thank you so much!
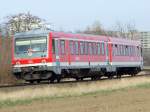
[
  {"left": 16, "top": 61, "right": 20, "bottom": 65},
  {"left": 42, "top": 60, "right": 46, "bottom": 63}
]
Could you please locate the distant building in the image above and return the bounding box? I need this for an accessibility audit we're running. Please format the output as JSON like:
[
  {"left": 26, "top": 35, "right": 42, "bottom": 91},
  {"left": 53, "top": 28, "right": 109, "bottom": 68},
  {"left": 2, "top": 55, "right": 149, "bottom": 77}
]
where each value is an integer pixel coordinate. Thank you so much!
[{"left": 140, "top": 32, "right": 150, "bottom": 49}]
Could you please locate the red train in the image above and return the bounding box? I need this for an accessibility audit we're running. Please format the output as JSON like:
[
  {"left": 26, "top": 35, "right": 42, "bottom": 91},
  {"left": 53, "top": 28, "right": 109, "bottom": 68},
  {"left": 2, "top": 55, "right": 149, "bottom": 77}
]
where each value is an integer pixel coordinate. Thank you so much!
[{"left": 12, "top": 29, "right": 143, "bottom": 83}]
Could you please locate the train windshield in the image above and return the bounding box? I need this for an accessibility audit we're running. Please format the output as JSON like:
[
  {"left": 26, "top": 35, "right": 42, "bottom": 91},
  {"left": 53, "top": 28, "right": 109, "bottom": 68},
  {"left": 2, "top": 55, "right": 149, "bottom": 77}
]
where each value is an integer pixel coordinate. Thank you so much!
[{"left": 15, "top": 37, "right": 47, "bottom": 59}]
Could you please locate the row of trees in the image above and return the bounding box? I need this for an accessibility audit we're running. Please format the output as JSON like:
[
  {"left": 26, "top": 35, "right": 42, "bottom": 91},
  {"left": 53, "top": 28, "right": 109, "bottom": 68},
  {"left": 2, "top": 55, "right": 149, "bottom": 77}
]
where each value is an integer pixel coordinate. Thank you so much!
[
  {"left": 0, "top": 12, "right": 139, "bottom": 40},
  {"left": 77, "top": 21, "right": 139, "bottom": 40}
]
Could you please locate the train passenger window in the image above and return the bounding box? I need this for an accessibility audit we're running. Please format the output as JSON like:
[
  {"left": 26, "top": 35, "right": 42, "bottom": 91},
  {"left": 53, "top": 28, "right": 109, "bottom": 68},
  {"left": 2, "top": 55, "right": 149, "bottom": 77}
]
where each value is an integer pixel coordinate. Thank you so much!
[
  {"left": 101, "top": 43, "right": 105, "bottom": 55},
  {"left": 117, "top": 45, "right": 120, "bottom": 56},
  {"left": 69, "top": 41, "right": 74, "bottom": 55},
  {"left": 52, "top": 39, "right": 55, "bottom": 54},
  {"left": 132, "top": 46, "right": 135, "bottom": 56},
  {"left": 137, "top": 46, "right": 139, "bottom": 56},
  {"left": 118, "top": 45, "right": 121, "bottom": 56},
  {"left": 112, "top": 44, "right": 115, "bottom": 56},
  {"left": 120, "top": 45, "right": 122, "bottom": 56},
  {"left": 130, "top": 46, "right": 132, "bottom": 56},
  {"left": 123, "top": 45, "right": 126, "bottom": 56},
  {"left": 119, "top": 45, "right": 122, "bottom": 56},
  {"left": 75, "top": 41, "right": 79, "bottom": 55},
  {"left": 121, "top": 45, "right": 123, "bottom": 56},
  {"left": 80, "top": 41, "right": 85, "bottom": 55},
  {"left": 128, "top": 46, "right": 131, "bottom": 56},
  {"left": 93, "top": 43, "right": 97, "bottom": 55},
  {"left": 136, "top": 46, "right": 139, "bottom": 56},
  {"left": 97, "top": 43, "right": 101, "bottom": 55},
  {"left": 129, "top": 46, "right": 132, "bottom": 56},
  {"left": 140, "top": 47, "right": 142, "bottom": 56},
  {"left": 135, "top": 46, "right": 137, "bottom": 56},
  {"left": 89, "top": 42, "right": 93, "bottom": 55},
  {"left": 114, "top": 45, "right": 118, "bottom": 56},
  {"left": 84, "top": 42, "right": 88, "bottom": 55},
  {"left": 112, "top": 44, "right": 114, "bottom": 56},
  {"left": 60, "top": 40, "right": 65, "bottom": 55},
  {"left": 125, "top": 46, "right": 128, "bottom": 56}
]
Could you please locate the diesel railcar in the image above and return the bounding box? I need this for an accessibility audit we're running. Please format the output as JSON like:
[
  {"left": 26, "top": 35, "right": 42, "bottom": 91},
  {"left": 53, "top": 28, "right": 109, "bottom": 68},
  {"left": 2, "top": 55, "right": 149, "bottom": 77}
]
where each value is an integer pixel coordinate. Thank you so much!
[{"left": 12, "top": 29, "right": 143, "bottom": 83}]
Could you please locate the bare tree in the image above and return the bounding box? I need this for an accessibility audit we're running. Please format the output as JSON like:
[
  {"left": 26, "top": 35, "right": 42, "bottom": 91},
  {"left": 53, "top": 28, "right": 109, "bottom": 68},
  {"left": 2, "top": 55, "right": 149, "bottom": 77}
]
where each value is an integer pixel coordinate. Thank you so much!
[
  {"left": 126, "top": 23, "right": 139, "bottom": 39},
  {"left": 4, "top": 12, "right": 46, "bottom": 35},
  {"left": 108, "top": 21, "right": 139, "bottom": 40},
  {"left": 78, "top": 21, "right": 106, "bottom": 35}
]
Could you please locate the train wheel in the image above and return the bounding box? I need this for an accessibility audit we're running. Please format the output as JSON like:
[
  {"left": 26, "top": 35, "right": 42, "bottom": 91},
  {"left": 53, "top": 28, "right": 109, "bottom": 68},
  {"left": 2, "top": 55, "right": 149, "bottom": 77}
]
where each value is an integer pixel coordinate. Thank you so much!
[
  {"left": 49, "top": 74, "right": 56, "bottom": 83},
  {"left": 108, "top": 75, "right": 113, "bottom": 79},
  {"left": 80, "top": 77, "right": 84, "bottom": 81},
  {"left": 29, "top": 80, "right": 34, "bottom": 84},
  {"left": 56, "top": 75, "right": 61, "bottom": 83},
  {"left": 91, "top": 76, "right": 97, "bottom": 80},
  {"left": 131, "top": 74, "right": 136, "bottom": 77},
  {"left": 117, "top": 74, "right": 121, "bottom": 79},
  {"left": 75, "top": 77, "right": 80, "bottom": 81},
  {"left": 91, "top": 76, "right": 94, "bottom": 80},
  {"left": 37, "top": 80, "right": 41, "bottom": 83}
]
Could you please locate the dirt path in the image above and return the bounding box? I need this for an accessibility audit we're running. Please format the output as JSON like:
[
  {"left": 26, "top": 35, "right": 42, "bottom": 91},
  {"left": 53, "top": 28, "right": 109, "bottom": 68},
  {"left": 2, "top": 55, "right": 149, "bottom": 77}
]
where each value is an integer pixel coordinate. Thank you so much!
[{"left": 1, "top": 87, "right": 150, "bottom": 112}]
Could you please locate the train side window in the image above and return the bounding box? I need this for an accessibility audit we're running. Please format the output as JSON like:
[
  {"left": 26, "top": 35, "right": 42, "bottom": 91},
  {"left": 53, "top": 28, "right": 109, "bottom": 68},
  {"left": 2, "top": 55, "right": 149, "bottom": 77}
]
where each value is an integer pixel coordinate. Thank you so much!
[
  {"left": 84, "top": 42, "right": 88, "bottom": 55},
  {"left": 114, "top": 44, "right": 118, "bottom": 56},
  {"left": 101, "top": 43, "right": 105, "bottom": 55},
  {"left": 140, "top": 47, "right": 142, "bottom": 56},
  {"left": 69, "top": 40, "right": 74, "bottom": 55},
  {"left": 125, "top": 46, "right": 128, "bottom": 56},
  {"left": 89, "top": 42, "right": 93, "bottom": 55},
  {"left": 120, "top": 45, "right": 122, "bottom": 56},
  {"left": 130, "top": 46, "right": 132, "bottom": 56},
  {"left": 129, "top": 46, "right": 132, "bottom": 56},
  {"left": 112, "top": 44, "right": 115, "bottom": 56},
  {"left": 136, "top": 47, "right": 138, "bottom": 56},
  {"left": 75, "top": 41, "right": 79, "bottom": 55},
  {"left": 117, "top": 45, "right": 120, "bottom": 56},
  {"left": 134, "top": 46, "right": 136, "bottom": 56},
  {"left": 128, "top": 46, "right": 131, "bottom": 56},
  {"left": 52, "top": 39, "right": 55, "bottom": 54},
  {"left": 123, "top": 45, "right": 125, "bottom": 56},
  {"left": 93, "top": 43, "right": 97, "bottom": 55},
  {"left": 133, "top": 46, "right": 135, "bottom": 56},
  {"left": 112, "top": 44, "right": 114, "bottom": 56},
  {"left": 121, "top": 45, "right": 123, "bottom": 56},
  {"left": 80, "top": 41, "right": 85, "bottom": 55},
  {"left": 119, "top": 45, "right": 122, "bottom": 56},
  {"left": 97, "top": 43, "right": 101, "bottom": 55},
  {"left": 137, "top": 46, "right": 139, "bottom": 56},
  {"left": 60, "top": 40, "right": 65, "bottom": 55},
  {"left": 119, "top": 45, "right": 121, "bottom": 56}
]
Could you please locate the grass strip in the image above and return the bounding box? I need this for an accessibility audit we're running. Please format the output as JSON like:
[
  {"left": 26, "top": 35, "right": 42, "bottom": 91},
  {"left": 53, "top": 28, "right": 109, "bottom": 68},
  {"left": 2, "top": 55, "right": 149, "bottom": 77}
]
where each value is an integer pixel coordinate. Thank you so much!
[{"left": 0, "top": 82, "right": 150, "bottom": 108}]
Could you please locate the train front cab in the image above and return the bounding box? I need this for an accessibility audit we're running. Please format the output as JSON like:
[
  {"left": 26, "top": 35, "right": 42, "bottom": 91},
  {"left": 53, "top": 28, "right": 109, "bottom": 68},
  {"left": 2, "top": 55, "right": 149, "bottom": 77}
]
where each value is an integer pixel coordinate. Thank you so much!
[{"left": 12, "top": 30, "right": 56, "bottom": 83}]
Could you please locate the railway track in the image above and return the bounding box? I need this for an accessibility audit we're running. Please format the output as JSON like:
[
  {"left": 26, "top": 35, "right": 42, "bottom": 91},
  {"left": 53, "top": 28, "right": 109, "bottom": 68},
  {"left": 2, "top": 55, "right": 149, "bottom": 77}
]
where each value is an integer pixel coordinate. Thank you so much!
[{"left": 0, "top": 72, "right": 149, "bottom": 90}]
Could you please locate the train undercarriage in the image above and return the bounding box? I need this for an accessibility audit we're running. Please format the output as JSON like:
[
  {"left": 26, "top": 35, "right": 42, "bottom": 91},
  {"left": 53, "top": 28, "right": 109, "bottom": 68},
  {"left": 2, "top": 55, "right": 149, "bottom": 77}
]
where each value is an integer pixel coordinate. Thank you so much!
[{"left": 13, "top": 66, "right": 142, "bottom": 83}]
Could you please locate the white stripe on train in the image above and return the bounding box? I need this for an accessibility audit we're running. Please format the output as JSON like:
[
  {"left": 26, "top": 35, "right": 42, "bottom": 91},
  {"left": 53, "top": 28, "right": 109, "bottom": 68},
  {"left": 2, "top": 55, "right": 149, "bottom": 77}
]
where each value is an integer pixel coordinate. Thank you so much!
[{"left": 14, "top": 61, "right": 141, "bottom": 68}]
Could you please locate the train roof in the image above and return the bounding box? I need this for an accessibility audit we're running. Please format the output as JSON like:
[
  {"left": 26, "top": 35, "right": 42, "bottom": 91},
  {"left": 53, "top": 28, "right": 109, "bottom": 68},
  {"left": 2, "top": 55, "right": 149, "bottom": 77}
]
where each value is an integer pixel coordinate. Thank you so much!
[
  {"left": 14, "top": 28, "right": 141, "bottom": 46},
  {"left": 14, "top": 28, "right": 51, "bottom": 38}
]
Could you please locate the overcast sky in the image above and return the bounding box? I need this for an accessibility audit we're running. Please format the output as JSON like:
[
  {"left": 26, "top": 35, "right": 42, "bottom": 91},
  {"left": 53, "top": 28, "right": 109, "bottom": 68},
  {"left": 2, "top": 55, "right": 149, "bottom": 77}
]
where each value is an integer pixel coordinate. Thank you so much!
[{"left": 0, "top": 0, "right": 149, "bottom": 31}]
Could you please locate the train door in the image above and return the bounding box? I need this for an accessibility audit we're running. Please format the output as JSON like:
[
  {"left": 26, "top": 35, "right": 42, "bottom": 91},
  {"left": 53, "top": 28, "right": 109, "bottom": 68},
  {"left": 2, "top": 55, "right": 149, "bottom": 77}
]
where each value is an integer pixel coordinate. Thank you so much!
[
  {"left": 59, "top": 39, "right": 70, "bottom": 66},
  {"left": 88, "top": 42, "right": 93, "bottom": 66},
  {"left": 53, "top": 39, "right": 60, "bottom": 67}
]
